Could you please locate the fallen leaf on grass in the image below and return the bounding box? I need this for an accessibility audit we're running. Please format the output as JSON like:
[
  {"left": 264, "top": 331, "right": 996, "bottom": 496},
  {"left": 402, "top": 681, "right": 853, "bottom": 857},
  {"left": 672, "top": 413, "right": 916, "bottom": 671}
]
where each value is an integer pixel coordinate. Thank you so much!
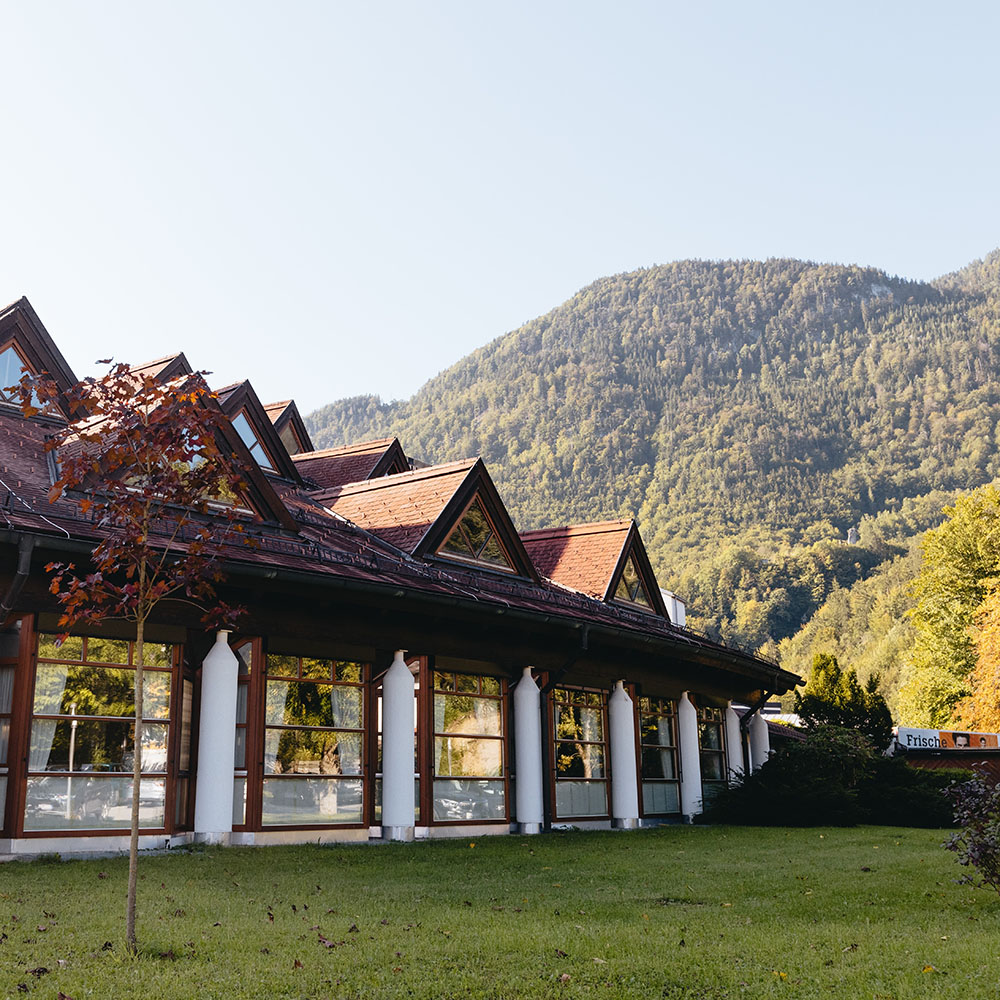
[
  {"left": 592, "top": 957, "right": 607, "bottom": 965},
  {"left": 57, "top": 993, "right": 75, "bottom": 999},
  {"left": 27, "top": 967, "right": 49, "bottom": 977},
  {"left": 842, "top": 943, "right": 858, "bottom": 952},
  {"left": 922, "top": 964, "right": 946, "bottom": 974},
  {"left": 293, "top": 959, "right": 303, "bottom": 970},
  {"left": 555, "top": 949, "right": 568, "bottom": 958},
  {"left": 559, "top": 973, "right": 571, "bottom": 982}
]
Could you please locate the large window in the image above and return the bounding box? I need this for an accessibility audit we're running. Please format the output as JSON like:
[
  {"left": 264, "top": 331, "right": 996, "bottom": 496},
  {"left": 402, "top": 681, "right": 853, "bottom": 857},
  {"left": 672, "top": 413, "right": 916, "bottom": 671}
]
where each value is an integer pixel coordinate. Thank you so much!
[
  {"left": 552, "top": 688, "right": 608, "bottom": 818},
  {"left": 24, "top": 634, "right": 174, "bottom": 832},
  {"left": 262, "top": 654, "right": 365, "bottom": 826},
  {"left": 697, "top": 703, "right": 727, "bottom": 807},
  {"left": 0, "top": 622, "right": 19, "bottom": 831},
  {"left": 431, "top": 672, "right": 506, "bottom": 822},
  {"left": 437, "top": 498, "right": 516, "bottom": 573},
  {"left": 638, "top": 696, "right": 679, "bottom": 815}
]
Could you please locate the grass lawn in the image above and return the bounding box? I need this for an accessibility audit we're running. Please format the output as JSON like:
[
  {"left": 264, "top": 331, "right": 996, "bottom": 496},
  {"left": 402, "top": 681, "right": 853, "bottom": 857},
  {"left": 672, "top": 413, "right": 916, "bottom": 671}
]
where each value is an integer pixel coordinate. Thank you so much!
[{"left": 0, "top": 825, "right": 995, "bottom": 999}]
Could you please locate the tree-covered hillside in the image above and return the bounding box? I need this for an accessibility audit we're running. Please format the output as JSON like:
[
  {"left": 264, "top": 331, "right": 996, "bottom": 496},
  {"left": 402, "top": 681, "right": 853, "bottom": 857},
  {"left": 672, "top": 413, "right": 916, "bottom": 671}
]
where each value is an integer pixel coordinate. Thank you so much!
[{"left": 307, "top": 251, "right": 1000, "bottom": 682}]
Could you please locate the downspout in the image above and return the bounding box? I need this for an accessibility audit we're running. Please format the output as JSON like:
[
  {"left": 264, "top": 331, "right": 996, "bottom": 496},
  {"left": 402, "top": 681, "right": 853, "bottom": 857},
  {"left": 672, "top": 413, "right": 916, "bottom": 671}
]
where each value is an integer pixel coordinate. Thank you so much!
[{"left": 0, "top": 535, "right": 35, "bottom": 625}]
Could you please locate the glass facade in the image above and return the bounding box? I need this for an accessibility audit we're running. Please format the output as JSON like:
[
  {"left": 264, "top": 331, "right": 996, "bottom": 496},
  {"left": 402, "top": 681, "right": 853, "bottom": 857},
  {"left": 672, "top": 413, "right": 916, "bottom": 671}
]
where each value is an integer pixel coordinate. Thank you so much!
[
  {"left": 24, "top": 634, "right": 174, "bottom": 832},
  {"left": 552, "top": 688, "right": 608, "bottom": 818},
  {"left": 431, "top": 672, "right": 505, "bottom": 822},
  {"left": 261, "top": 654, "right": 365, "bottom": 826},
  {"left": 638, "top": 696, "right": 679, "bottom": 815}
]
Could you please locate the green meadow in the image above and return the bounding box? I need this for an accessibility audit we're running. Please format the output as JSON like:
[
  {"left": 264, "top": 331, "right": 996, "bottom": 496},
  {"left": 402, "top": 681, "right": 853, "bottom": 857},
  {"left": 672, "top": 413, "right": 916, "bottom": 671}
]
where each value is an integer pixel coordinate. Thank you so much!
[{"left": 0, "top": 825, "right": 994, "bottom": 999}]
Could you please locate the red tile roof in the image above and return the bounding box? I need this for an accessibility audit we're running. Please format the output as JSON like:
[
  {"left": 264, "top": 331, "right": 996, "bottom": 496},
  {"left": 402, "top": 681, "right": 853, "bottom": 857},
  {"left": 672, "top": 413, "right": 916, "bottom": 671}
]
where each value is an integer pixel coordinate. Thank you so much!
[
  {"left": 316, "top": 459, "right": 476, "bottom": 553},
  {"left": 520, "top": 520, "right": 633, "bottom": 599},
  {"left": 293, "top": 438, "right": 404, "bottom": 491},
  {"left": 263, "top": 400, "right": 292, "bottom": 422}
]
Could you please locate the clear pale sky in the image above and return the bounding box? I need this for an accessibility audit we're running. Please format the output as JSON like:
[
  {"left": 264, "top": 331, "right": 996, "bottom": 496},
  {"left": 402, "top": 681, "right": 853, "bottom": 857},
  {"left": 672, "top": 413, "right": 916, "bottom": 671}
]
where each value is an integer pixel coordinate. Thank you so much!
[{"left": 2, "top": 2, "right": 997, "bottom": 413}]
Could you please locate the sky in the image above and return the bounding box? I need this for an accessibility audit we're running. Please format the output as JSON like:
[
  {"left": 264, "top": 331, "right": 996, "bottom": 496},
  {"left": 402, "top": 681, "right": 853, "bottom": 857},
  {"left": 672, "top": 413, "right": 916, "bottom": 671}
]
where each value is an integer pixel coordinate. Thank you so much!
[{"left": 1, "top": 2, "right": 998, "bottom": 413}]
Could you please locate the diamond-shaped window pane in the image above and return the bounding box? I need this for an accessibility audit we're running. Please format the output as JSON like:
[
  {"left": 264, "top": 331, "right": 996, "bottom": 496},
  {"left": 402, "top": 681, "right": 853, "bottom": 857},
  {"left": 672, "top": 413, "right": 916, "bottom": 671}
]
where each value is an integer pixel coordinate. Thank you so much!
[
  {"left": 615, "top": 554, "right": 652, "bottom": 609},
  {"left": 439, "top": 499, "right": 515, "bottom": 571}
]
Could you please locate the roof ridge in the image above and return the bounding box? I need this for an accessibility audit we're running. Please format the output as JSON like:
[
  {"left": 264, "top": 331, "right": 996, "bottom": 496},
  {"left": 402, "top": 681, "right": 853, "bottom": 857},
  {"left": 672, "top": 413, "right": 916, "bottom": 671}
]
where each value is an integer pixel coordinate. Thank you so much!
[
  {"left": 292, "top": 437, "right": 398, "bottom": 460},
  {"left": 521, "top": 519, "right": 633, "bottom": 540},
  {"left": 314, "top": 457, "right": 477, "bottom": 498}
]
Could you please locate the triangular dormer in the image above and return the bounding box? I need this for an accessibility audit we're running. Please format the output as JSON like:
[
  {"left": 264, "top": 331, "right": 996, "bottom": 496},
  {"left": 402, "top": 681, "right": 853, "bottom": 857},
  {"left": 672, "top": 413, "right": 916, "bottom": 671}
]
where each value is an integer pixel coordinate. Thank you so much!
[
  {"left": 215, "top": 381, "right": 302, "bottom": 483},
  {"left": 520, "top": 519, "right": 668, "bottom": 618},
  {"left": 0, "top": 297, "right": 79, "bottom": 417},
  {"left": 318, "top": 457, "right": 537, "bottom": 581},
  {"left": 129, "top": 353, "right": 193, "bottom": 383},
  {"left": 263, "top": 400, "right": 314, "bottom": 456},
  {"left": 605, "top": 523, "right": 667, "bottom": 617},
  {"left": 416, "top": 461, "right": 537, "bottom": 580},
  {"left": 294, "top": 437, "right": 409, "bottom": 491}
]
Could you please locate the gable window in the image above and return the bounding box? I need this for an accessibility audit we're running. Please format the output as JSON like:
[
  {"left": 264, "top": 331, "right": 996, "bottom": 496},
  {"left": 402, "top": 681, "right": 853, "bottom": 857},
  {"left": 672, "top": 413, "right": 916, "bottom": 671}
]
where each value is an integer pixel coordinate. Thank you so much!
[
  {"left": 613, "top": 554, "right": 652, "bottom": 609},
  {"left": 232, "top": 411, "right": 277, "bottom": 473},
  {"left": 278, "top": 422, "right": 304, "bottom": 456},
  {"left": 438, "top": 498, "right": 515, "bottom": 572}
]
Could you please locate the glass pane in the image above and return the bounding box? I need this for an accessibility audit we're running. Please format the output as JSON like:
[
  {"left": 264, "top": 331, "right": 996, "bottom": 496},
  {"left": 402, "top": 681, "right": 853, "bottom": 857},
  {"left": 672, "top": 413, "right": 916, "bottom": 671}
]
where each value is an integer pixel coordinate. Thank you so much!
[
  {"left": 642, "top": 781, "right": 679, "bottom": 815},
  {"left": 0, "top": 717, "right": 8, "bottom": 766},
  {"left": 0, "top": 343, "right": 24, "bottom": 397},
  {"left": 555, "top": 704, "right": 603, "bottom": 743},
  {"left": 279, "top": 422, "right": 301, "bottom": 455},
  {"left": 555, "top": 741, "right": 605, "bottom": 778},
  {"left": 23, "top": 775, "right": 165, "bottom": 830},
  {"left": 433, "top": 672, "right": 455, "bottom": 692},
  {"left": 480, "top": 676, "right": 500, "bottom": 696},
  {"left": 334, "top": 661, "right": 362, "bottom": 683},
  {"left": 456, "top": 674, "right": 478, "bottom": 694},
  {"left": 236, "top": 644, "right": 252, "bottom": 677},
  {"left": 264, "top": 729, "right": 362, "bottom": 775},
  {"left": 37, "top": 634, "right": 82, "bottom": 660},
  {"left": 373, "top": 776, "right": 420, "bottom": 824},
  {"left": 32, "top": 664, "right": 169, "bottom": 720},
  {"left": 459, "top": 501, "right": 491, "bottom": 555},
  {"left": 266, "top": 654, "right": 299, "bottom": 677},
  {"left": 699, "top": 723, "right": 722, "bottom": 751},
  {"left": 301, "top": 658, "right": 331, "bottom": 681},
  {"left": 555, "top": 780, "right": 607, "bottom": 818},
  {"left": 433, "top": 779, "right": 505, "bottom": 821},
  {"left": 265, "top": 680, "right": 360, "bottom": 728},
  {"left": 701, "top": 752, "right": 724, "bottom": 781},
  {"left": 641, "top": 746, "right": 677, "bottom": 780},
  {"left": 434, "top": 693, "right": 501, "bottom": 736},
  {"left": 434, "top": 736, "right": 502, "bottom": 777},
  {"left": 179, "top": 679, "right": 193, "bottom": 772},
  {"left": 640, "top": 714, "right": 675, "bottom": 748},
  {"left": 135, "top": 643, "right": 171, "bottom": 667},
  {"left": 261, "top": 777, "right": 363, "bottom": 825},
  {"left": 174, "top": 776, "right": 189, "bottom": 828},
  {"left": 233, "top": 776, "right": 247, "bottom": 826},
  {"left": 29, "top": 720, "right": 169, "bottom": 773},
  {"left": 234, "top": 727, "right": 246, "bottom": 769},
  {"left": 235, "top": 681, "right": 248, "bottom": 726},
  {"left": 85, "top": 638, "right": 130, "bottom": 664},
  {"left": 0, "top": 665, "right": 15, "bottom": 713}
]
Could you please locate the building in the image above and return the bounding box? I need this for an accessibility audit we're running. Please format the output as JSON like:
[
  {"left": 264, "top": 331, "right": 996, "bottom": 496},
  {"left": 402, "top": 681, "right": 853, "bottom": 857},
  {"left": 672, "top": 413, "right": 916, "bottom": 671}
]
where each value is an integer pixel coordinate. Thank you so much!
[{"left": 0, "top": 297, "right": 800, "bottom": 856}]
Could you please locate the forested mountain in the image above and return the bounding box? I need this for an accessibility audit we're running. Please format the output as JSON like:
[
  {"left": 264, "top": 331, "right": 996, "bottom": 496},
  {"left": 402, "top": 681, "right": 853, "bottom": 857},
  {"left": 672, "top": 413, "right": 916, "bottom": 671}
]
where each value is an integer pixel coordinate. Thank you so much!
[{"left": 307, "top": 251, "right": 1000, "bottom": 703}]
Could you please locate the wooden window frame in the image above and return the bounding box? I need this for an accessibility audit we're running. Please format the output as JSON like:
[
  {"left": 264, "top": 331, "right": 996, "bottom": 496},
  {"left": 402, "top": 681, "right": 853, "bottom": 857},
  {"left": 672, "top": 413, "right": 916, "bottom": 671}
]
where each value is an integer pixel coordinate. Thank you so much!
[
  {"left": 548, "top": 686, "right": 611, "bottom": 821},
  {"left": 636, "top": 694, "right": 680, "bottom": 818}
]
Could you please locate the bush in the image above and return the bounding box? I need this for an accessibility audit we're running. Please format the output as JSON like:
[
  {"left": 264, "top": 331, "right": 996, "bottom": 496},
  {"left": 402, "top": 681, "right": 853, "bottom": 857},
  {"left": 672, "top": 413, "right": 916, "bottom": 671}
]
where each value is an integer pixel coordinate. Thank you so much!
[
  {"left": 945, "top": 774, "right": 1000, "bottom": 893},
  {"left": 701, "top": 726, "right": 967, "bottom": 828}
]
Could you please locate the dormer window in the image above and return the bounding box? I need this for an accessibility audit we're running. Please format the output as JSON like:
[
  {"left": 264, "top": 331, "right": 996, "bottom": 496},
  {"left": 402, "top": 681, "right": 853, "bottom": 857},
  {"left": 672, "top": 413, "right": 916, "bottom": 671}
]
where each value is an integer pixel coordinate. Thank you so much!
[
  {"left": 614, "top": 553, "right": 653, "bottom": 610},
  {"left": 0, "top": 342, "right": 34, "bottom": 402},
  {"left": 232, "top": 410, "right": 277, "bottom": 473},
  {"left": 278, "top": 422, "right": 304, "bottom": 456},
  {"left": 438, "top": 498, "right": 516, "bottom": 572}
]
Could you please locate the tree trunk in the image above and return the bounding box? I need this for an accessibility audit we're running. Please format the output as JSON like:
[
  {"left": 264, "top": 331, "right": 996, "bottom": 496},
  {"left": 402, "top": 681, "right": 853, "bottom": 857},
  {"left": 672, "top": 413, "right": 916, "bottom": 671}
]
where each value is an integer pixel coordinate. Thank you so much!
[{"left": 126, "top": 615, "right": 145, "bottom": 953}]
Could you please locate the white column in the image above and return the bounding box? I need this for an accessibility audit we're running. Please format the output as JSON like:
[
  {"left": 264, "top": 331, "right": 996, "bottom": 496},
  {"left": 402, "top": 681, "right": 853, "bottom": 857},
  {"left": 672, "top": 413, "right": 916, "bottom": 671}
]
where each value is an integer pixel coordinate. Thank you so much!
[
  {"left": 608, "top": 680, "right": 640, "bottom": 829},
  {"left": 677, "top": 691, "right": 703, "bottom": 821},
  {"left": 381, "top": 649, "right": 415, "bottom": 841},
  {"left": 513, "top": 666, "right": 543, "bottom": 834},
  {"left": 749, "top": 712, "right": 771, "bottom": 771},
  {"left": 725, "top": 703, "right": 743, "bottom": 781},
  {"left": 194, "top": 631, "right": 239, "bottom": 842}
]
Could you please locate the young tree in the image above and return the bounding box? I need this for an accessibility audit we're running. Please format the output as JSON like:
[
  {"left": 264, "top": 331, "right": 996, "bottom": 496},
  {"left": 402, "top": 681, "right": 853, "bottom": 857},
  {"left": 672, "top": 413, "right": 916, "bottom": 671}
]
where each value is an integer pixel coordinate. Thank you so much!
[
  {"left": 14, "top": 363, "right": 252, "bottom": 953},
  {"left": 795, "top": 652, "right": 893, "bottom": 749}
]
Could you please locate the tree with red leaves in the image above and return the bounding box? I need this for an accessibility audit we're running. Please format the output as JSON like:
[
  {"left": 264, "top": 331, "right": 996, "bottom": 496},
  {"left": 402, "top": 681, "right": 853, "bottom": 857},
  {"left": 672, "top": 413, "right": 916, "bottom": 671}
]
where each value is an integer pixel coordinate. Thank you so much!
[{"left": 14, "top": 362, "right": 253, "bottom": 953}]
